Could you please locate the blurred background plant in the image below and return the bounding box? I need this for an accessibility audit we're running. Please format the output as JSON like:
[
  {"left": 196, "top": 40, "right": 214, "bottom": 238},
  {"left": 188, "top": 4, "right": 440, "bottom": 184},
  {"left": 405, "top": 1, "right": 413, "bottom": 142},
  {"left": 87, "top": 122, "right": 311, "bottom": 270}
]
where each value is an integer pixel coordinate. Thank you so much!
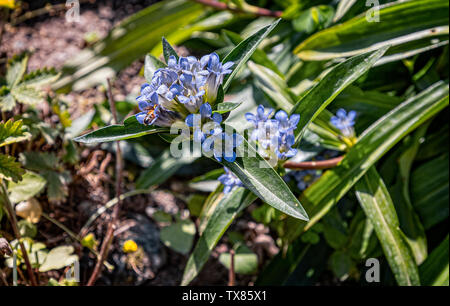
[{"left": 0, "top": 0, "right": 448, "bottom": 286}]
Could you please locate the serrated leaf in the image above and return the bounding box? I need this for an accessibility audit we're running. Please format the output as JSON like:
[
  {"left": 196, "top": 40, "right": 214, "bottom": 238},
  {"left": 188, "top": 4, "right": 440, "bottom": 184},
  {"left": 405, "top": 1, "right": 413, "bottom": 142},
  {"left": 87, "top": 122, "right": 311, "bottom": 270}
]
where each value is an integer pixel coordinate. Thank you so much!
[
  {"left": 11, "top": 85, "right": 43, "bottom": 105},
  {"left": 43, "top": 171, "right": 70, "bottom": 203},
  {"left": 21, "top": 67, "right": 60, "bottom": 88},
  {"left": 182, "top": 188, "right": 256, "bottom": 285},
  {"left": 0, "top": 93, "right": 16, "bottom": 112},
  {"left": 162, "top": 37, "right": 179, "bottom": 63},
  {"left": 0, "top": 119, "right": 31, "bottom": 147},
  {"left": 74, "top": 116, "right": 169, "bottom": 144},
  {"left": 290, "top": 47, "right": 388, "bottom": 143},
  {"left": 222, "top": 19, "right": 280, "bottom": 91},
  {"left": 355, "top": 167, "right": 420, "bottom": 286},
  {"left": 8, "top": 171, "right": 46, "bottom": 203},
  {"left": 6, "top": 53, "right": 28, "bottom": 87},
  {"left": 0, "top": 154, "right": 25, "bottom": 183},
  {"left": 284, "top": 81, "right": 449, "bottom": 242},
  {"left": 20, "top": 151, "right": 60, "bottom": 172}
]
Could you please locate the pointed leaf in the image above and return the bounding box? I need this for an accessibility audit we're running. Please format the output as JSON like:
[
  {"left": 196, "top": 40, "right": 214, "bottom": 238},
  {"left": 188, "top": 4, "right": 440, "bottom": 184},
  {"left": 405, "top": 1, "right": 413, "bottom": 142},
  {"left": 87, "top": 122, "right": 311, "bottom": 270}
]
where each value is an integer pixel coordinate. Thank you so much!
[
  {"left": 0, "top": 154, "right": 25, "bottom": 183},
  {"left": 74, "top": 116, "right": 169, "bottom": 143},
  {"left": 222, "top": 19, "right": 280, "bottom": 91},
  {"left": 162, "top": 37, "right": 179, "bottom": 63}
]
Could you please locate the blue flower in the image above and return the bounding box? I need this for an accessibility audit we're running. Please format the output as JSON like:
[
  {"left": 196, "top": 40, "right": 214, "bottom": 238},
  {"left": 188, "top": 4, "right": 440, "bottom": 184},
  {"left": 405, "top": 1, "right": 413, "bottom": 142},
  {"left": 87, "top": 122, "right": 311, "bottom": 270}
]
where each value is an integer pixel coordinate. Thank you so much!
[
  {"left": 201, "top": 52, "right": 233, "bottom": 103},
  {"left": 245, "top": 105, "right": 273, "bottom": 130},
  {"left": 218, "top": 167, "right": 243, "bottom": 193},
  {"left": 245, "top": 107, "right": 300, "bottom": 161},
  {"left": 185, "top": 103, "right": 222, "bottom": 142},
  {"left": 202, "top": 128, "right": 243, "bottom": 162},
  {"left": 330, "top": 108, "right": 356, "bottom": 136},
  {"left": 291, "top": 170, "right": 321, "bottom": 191}
]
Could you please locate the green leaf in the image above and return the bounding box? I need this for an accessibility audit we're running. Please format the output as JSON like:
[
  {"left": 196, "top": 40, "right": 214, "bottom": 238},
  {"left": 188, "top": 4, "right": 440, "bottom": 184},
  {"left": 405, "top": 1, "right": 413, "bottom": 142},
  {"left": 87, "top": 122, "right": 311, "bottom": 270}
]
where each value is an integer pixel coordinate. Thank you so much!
[
  {"left": 222, "top": 29, "right": 283, "bottom": 77},
  {"left": 284, "top": 81, "right": 449, "bottom": 242},
  {"left": 419, "top": 235, "right": 449, "bottom": 286},
  {"left": 135, "top": 148, "right": 197, "bottom": 189},
  {"left": 43, "top": 171, "right": 70, "bottom": 203},
  {"left": 74, "top": 116, "right": 169, "bottom": 144},
  {"left": 333, "top": 0, "right": 357, "bottom": 22},
  {"left": 10, "top": 85, "right": 42, "bottom": 105},
  {"left": 7, "top": 171, "right": 46, "bottom": 203},
  {"left": 162, "top": 37, "right": 179, "bottom": 63},
  {"left": 214, "top": 102, "right": 242, "bottom": 114},
  {"left": 39, "top": 245, "right": 78, "bottom": 272},
  {"left": 387, "top": 125, "right": 429, "bottom": 265},
  {"left": 0, "top": 154, "right": 25, "bottom": 183},
  {"left": 19, "top": 151, "right": 60, "bottom": 172},
  {"left": 294, "top": 0, "right": 449, "bottom": 60},
  {"left": 181, "top": 188, "right": 256, "bottom": 285},
  {"left": 219, "top": 244, "right": 258, "bottom": 275},
  {"left": 222, "top": 19, "right": 280, "bottom": 91},
  {"left": 144, "top": 54, "right": 166, "bottom": 83},
  {"left": 0, "top": 119, "right": 31, "bottom": 147},
  {"left": 160, "top": 219, "right": 196, "bottom": 255},
  {"left": 6, "top": 53, "right": 28, "bottom": 87},
  {"left": 222, "top": 134, "right": 309, "bottom": 221},
  {"left": 329, "top": 250, "right": 354, "bottom": 281},
  {"left": 355, "top": 167, "right": 420, "bottom": 286},
  {"left": 292, "top": 5, "right": 334, "bottom": 34},
  {"left": 21, "top": 68, "right": 60, "bottom": 88},
  {"left": 0, "top": 93, "right": 16, "bottom": 112},
  {"left": 411, "top": 153, "right": 449, "bottom": 229},
  {"left": 290, "top": 47, "right": 388, "bottom": 143}
]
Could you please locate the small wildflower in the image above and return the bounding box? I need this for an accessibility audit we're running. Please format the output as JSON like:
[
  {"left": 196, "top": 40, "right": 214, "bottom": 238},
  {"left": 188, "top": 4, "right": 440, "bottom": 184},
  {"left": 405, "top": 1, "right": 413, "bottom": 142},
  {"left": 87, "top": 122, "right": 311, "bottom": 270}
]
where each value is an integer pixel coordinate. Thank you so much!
[
  {"left": 123, "top": 240, "right": 138, "bottom": 253},
  {"left": 330, "top": 108, "right": 356, "bottom": 137},
  {"left": 245, "top": 106, "right": 300, "bottom": 162},
  {"left": 218, "top": 167, "right": 244, "bottom": 193}
]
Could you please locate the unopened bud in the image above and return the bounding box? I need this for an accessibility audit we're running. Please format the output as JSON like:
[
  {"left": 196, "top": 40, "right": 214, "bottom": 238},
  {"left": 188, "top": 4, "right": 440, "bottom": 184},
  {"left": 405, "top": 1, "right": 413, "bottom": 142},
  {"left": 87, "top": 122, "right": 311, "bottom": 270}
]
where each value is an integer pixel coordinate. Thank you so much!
[{"left": 0, "top": 238, "right": 13, "bottom": 257}]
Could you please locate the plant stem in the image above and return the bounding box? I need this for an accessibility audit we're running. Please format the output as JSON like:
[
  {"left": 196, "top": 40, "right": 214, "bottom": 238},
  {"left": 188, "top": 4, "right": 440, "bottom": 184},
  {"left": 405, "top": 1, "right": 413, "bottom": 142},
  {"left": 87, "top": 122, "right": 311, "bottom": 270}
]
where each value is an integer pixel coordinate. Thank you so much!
[
  {"left": 191, "top": 0, "right": 282, "bottom": 18},
  {"left": 0, "top": 181, "right": 38, "bottom": 286},
  {"left": 228, "top": 249, "right": 235, "bottom": 286},
  {"left": 86, "top": 78, "right": 123, "bottom": 286},
  {"left": 283, "top": 156, "right": 344, "bottom": 170}
]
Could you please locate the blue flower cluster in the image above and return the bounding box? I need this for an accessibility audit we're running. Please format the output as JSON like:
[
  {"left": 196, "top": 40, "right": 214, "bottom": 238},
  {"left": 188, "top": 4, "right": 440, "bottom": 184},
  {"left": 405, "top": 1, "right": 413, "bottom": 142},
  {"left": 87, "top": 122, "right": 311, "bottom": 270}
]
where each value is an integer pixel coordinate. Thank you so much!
[
  {"left": 218, "top": 167, "right": 244, "bottom": 193},
  {"left": 135, "top": 52, "right": 233, "bottom": 127},
  {"left": 285, "top": 169, "right": 321, "bottom": 191},
  {"left": 330, "top": 108, "right": 356, "bottom": 137},
  {"left": 245, "top": 105, "right": 300, "bottom": 161}
]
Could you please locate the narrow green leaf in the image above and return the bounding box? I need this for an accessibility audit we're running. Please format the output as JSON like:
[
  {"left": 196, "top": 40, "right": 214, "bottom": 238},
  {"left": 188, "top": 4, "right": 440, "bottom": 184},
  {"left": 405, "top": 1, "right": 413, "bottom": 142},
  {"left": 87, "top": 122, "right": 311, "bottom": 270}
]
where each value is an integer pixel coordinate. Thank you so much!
[
  {"left": 74, "top": 116, "right": 169, "bottom": 144},
  {"left": 135, "top": 148, "right": 197, "bottom": 189},
  {"left": 213, "top": 102, "right": 242, "bottom": 114},
  {"left": 290, "top": 47, "right": 388, "bottom": 143},
  {"left": 181, "top": 188, "right": 256, "bottom": 285},
  {"left": 355, "top": 167, "right": 420, "bottom": 286},
  {"left": 222, "top": 134, "right": 309, "bottom": 221},
  {"left": 294, "top": 0, "right": 449, "bottom": 60},
  {"left": 419, "top": 235, "right": 449, "bottom": 286},
  {"left": 222, "top": 19, "right": 280, "bottom": 91},
  {"left": 284, "top": 81, "right": 449, "bottom": 242},
  {"left": 162, "top": 37, "right": 179, "bottom": 63}
]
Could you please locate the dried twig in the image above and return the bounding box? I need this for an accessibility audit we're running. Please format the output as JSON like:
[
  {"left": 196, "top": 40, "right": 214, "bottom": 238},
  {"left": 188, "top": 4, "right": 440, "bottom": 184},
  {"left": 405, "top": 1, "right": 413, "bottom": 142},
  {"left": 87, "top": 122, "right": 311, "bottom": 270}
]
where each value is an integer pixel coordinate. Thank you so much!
[
  {"left": 0, "top": 182, "right": 38, "bottom": 286},
  {"left": 228, "top": 249, "right": 235, "bottom": 286},
  {"left": 191, "top": 0, "right": 282, "bottom": 18},
  {"left": 283, "top": 156, "right": 344, "bottom": 170},
  {"left": 86, "top": 78, "right": 123, "bottom": 286}
]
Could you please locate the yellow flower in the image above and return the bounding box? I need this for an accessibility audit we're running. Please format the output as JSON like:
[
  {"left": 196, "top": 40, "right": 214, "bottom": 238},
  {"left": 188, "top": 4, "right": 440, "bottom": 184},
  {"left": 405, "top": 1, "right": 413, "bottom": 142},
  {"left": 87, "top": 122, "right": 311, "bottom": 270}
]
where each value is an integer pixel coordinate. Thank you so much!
[
  {"left": 122, "top": 240, "right": 138, "bottom": 253},
  {"left": 0, "top": 0, "right": 15, "bottom": 9}
]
